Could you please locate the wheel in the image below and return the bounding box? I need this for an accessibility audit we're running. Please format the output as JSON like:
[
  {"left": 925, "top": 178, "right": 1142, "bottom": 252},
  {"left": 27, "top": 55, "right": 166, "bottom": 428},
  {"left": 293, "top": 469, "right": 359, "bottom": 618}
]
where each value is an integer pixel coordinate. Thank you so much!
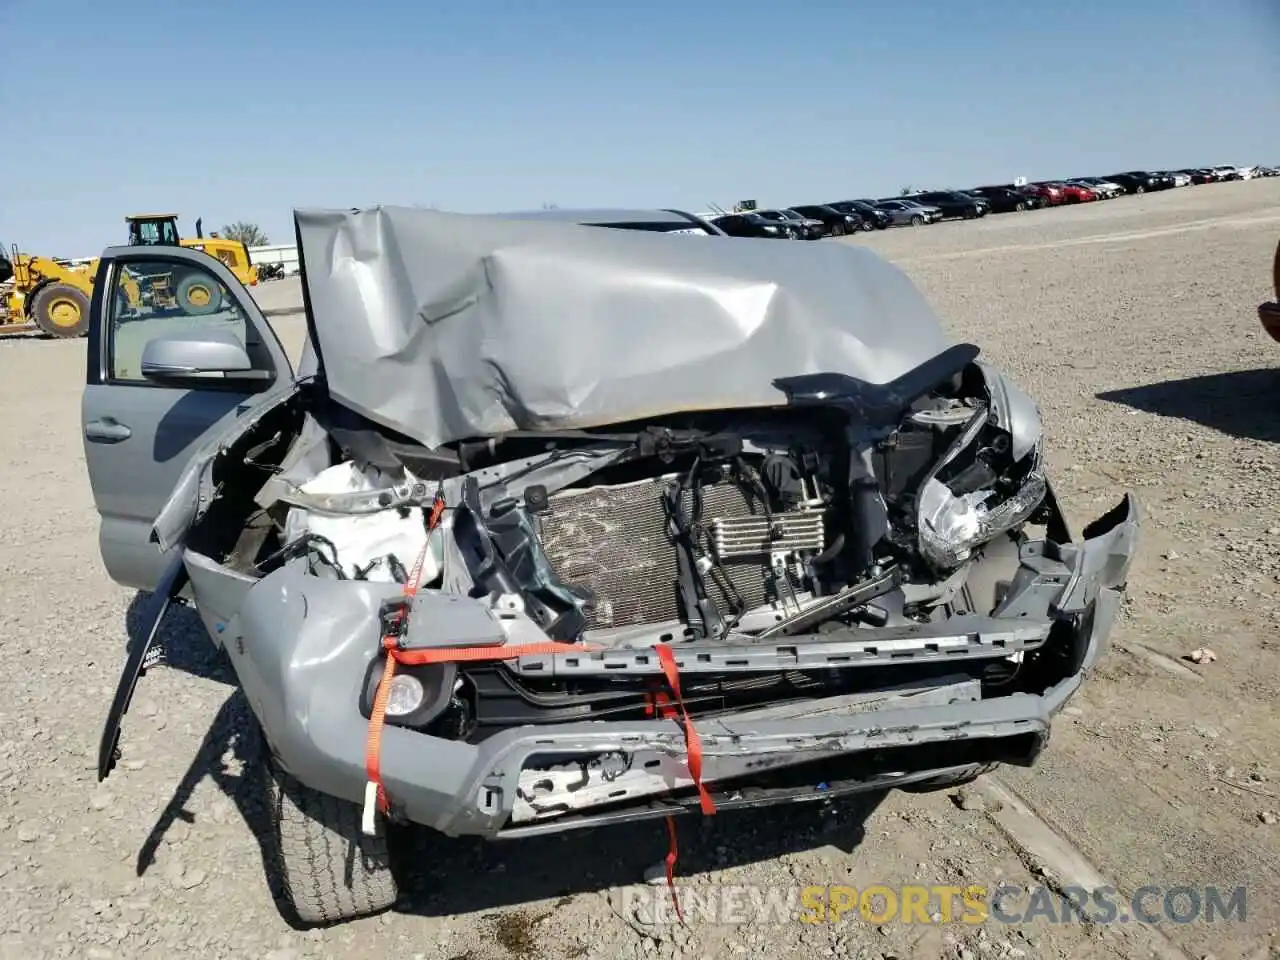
[
  {"left": 1135, "top": 185, "right": 1145, "bottom": 194},
  {"left": 898, "top": 763, "right": 997, "bottom": 793},
  {"left": 1015, "top": 201, "right": 1027, "bottom": 212},
  {"left": 174, "top": 271, "right": 223, "bottom": 316},
  {"left": 910, "top": 214, "right": 924, "bottom": 226},
  {"left": 30, "top": 282, "right": 91, "bottom": 338},
  {"left": 262, "top": 754, "right": 399, "bottom": 925},
  {"left": 830, "top": 223, "right": 845, "bottom": 237}
]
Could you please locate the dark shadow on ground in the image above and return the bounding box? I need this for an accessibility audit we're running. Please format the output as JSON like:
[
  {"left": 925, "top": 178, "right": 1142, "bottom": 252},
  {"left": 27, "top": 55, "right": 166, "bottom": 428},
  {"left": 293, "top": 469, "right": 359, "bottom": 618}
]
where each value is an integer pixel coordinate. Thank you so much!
[
  {"left": 391, "top": 789, "right": 884, "bottom": 925},
  {"left": 1096, "top": 368, "right": 1280, "bottom": 444},
  {"left": 135, "top": 690, "right": 890, "bottom": 931},
  {"left": 126, "top": 590, "right": 236, "bottom": 686}
]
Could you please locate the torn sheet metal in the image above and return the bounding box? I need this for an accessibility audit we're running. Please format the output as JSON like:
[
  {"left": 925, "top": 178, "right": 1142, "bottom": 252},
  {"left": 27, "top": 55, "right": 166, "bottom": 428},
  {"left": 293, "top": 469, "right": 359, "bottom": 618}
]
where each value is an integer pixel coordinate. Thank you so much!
[{"left": 293, "top": 205, "right": 956, "bottom": 449}]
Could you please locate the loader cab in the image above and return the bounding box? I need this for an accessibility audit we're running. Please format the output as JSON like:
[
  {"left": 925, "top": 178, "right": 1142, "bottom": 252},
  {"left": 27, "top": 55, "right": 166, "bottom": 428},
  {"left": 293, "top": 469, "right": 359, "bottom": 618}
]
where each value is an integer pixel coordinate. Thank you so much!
[
  {"left": 126, "top": 214, "right": 182, "bottom": 248},
  {"left": 0, "top": 243, "right": 13, "bottom": 286}
]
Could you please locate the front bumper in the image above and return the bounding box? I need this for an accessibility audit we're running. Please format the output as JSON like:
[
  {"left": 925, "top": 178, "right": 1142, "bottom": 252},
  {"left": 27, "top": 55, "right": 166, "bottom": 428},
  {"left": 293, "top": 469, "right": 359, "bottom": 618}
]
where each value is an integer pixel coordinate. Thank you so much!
[
  {"left": 1259, "top": 301, "right": 1280, "bottom": 343},
  {"left": 216, "top": 493, "right": 1140, "bottom": 840}
]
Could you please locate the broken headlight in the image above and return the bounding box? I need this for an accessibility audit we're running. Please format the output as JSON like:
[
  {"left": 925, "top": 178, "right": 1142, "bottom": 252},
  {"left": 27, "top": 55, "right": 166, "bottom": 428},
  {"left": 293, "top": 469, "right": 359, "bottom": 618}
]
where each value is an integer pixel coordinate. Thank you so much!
[{"left": 917, "top": 439, "right": 1047, "bottom": 570}]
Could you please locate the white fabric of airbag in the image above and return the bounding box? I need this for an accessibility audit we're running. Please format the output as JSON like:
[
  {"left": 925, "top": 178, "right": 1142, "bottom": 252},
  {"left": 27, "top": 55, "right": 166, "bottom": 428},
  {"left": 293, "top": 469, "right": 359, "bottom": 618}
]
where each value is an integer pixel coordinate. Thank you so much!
[{"left": 283, "top": 461, "right": 442, "bottom": 583}]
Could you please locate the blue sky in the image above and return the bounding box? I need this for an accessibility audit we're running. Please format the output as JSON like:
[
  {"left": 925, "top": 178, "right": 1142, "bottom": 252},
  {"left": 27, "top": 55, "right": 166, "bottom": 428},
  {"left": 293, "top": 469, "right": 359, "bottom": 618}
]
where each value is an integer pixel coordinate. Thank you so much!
[{"left": 2, "top": 0, "right": 1278, "bottom": 255}]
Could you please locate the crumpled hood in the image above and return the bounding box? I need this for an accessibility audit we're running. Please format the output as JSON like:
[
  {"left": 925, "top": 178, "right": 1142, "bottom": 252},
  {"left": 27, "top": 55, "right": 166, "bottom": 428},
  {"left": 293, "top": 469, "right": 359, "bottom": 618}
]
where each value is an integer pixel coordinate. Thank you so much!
[{"left": 293, "top": 205, "right": 956, "bottom": 450}]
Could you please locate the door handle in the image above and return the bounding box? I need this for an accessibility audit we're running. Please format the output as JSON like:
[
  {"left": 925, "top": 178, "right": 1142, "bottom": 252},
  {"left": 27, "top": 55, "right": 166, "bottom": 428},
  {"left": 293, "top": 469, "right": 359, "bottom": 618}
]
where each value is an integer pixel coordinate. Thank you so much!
[{"left": 85, "top": 418, "right": 132, "bottom": 443}]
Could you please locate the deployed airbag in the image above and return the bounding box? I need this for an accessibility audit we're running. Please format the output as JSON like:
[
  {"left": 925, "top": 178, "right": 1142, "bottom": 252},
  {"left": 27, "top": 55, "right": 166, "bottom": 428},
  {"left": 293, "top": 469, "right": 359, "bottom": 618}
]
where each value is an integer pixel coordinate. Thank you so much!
[{"left": 282, "top": 462, "right": 442, "bottom": 583}]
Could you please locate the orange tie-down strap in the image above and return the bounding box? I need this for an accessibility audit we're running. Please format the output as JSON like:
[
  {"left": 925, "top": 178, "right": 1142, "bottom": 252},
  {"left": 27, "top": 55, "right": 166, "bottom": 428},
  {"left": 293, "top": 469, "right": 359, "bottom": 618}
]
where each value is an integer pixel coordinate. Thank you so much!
[
  {"left": 362, "top": 636, "right": 717, "bottom": 827},
  {"left": 360, "top": 491, "right": 716, "bottom": 916}
]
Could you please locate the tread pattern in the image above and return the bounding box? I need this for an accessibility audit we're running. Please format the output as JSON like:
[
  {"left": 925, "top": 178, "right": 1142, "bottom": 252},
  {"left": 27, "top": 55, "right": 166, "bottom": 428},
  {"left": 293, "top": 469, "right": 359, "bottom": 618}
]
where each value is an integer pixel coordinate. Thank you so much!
[{"left": 263, "top": 759, "right": 399, "bottom": 925}]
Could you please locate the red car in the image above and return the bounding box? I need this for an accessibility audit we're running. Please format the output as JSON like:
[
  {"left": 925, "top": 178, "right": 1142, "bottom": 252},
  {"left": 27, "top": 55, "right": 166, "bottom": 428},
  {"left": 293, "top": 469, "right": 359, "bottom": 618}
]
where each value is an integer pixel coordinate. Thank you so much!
[
  {"left": 1017, "top": 182, "right": 1066, "bottom": 205},
  {"left": 1260, "top": 238, "right": 1280, "bottom": 344},
  {"left": 1043, "top": 181, "right": 1098, "bottom": 203}
]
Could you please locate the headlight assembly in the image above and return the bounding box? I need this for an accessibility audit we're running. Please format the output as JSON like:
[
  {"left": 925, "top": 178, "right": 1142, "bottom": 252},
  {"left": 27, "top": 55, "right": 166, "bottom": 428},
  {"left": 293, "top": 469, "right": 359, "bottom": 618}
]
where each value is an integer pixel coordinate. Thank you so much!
[{"left": 917, "top": 426, "right": 1048, "bottom": 570}]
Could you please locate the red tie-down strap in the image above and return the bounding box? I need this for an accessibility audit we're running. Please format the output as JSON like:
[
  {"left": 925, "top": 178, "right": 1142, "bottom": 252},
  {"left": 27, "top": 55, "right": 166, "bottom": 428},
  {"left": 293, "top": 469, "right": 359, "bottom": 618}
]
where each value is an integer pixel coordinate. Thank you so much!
[
  {"left": 664, "top": 814, "right": 684, "bottom": 921},
  {"left": 363, "top": 631, "right": 597, "bottom": 832},
  {"left": 361, "top": 489, "right": 720, "bottom": 922},
  {"left": 363, "top": 489, "right": 448, "bottom": 831},
  {"left": 654, "top": 643, "right": 716, "bottom": 816},
  {"left": 653, "top": 641, "right": 717, "bottom": 924}
]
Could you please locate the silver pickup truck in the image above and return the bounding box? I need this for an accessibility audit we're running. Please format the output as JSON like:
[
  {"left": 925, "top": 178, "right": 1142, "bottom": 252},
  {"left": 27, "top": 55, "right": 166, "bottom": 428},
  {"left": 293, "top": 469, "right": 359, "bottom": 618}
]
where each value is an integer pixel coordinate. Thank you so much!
[{"left": 84, "top": 205, "right": 1139, "bottom": 926}]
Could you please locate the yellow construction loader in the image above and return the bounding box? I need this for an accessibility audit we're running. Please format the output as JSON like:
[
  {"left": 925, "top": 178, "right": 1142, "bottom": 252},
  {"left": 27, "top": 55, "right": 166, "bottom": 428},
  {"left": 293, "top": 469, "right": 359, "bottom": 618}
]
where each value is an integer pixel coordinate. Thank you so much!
[{"left": 1, "top": 214, "right": 259, "bottom": 339}]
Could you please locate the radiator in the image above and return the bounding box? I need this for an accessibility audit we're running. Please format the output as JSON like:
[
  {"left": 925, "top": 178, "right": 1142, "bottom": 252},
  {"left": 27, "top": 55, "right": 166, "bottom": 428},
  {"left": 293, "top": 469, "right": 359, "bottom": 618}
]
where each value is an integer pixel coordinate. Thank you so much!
[{"left": 535, "top": 474, "right": 823, "bottom": 630}]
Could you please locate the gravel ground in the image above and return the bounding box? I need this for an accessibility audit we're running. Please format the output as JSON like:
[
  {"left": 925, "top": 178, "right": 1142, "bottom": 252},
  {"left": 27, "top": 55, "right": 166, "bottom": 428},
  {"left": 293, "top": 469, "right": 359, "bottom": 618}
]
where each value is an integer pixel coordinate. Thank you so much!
[{"left": 1, "top": 180, "right": 1278, "bottom": 960}]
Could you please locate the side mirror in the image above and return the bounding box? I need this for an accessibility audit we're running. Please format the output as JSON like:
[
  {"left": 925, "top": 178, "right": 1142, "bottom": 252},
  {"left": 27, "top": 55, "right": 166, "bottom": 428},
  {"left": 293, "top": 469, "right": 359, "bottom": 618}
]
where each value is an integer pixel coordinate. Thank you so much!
[{"left": 140, "top": 330, "right": 270, "bottom": 381}]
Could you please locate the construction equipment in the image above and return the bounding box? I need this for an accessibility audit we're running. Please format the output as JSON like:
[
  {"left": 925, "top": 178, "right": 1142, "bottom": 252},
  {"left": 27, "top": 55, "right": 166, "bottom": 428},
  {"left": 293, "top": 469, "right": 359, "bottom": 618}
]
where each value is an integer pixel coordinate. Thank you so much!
[
  {"left": 124, "top": 214, "right": 258, "bottom": 289},
  {"left": 2, "top": 246, "right": 98, "bottom": 338},
  {"left": 1, "top": 214, "right": 259, "bottom": 339}
]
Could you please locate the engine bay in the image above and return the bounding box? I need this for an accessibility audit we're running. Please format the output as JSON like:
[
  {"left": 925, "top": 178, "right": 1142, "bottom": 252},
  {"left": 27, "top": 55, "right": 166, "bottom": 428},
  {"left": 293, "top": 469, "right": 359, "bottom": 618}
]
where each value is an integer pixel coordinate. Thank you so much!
[{"left": 174, "top": 350, "right": 1081, "bottom": 761}]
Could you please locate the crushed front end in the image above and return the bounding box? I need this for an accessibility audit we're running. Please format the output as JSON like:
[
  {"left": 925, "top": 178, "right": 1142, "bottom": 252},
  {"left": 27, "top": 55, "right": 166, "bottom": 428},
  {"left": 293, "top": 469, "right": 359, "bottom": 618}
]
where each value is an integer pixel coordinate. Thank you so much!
[{"left": 206, "top": 348, "right": 1138, "bottom": 839}]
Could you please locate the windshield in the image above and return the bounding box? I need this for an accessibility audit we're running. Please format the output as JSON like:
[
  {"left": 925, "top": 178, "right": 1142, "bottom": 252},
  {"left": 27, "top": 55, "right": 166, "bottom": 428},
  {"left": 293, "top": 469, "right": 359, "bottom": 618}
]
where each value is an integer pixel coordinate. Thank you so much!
[
  {"left": 594, "top": 220, "right": 713, "bottom": 235},
  {"left": 756, "top": 210, "right": 785, "bottom": 220}
]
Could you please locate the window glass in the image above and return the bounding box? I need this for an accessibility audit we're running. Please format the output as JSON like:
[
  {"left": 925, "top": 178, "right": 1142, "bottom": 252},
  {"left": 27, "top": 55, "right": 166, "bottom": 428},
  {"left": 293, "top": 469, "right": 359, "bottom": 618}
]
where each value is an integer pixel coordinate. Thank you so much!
[
  {"left": 213, "top": 246, "right": 242, "bottom": 268},
  {"left": 592, "top": 221, "right": 712, "bottom": 235},
  {"left": 108, "top": 258, "right": 253, "bottom": 383}
]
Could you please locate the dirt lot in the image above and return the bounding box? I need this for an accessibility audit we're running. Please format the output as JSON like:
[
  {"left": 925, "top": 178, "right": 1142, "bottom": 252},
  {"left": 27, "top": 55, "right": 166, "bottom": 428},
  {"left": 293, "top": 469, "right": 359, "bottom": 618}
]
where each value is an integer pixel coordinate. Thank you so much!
[{"left": 0, "top": 181, "right": 1277, "bottom": 960}]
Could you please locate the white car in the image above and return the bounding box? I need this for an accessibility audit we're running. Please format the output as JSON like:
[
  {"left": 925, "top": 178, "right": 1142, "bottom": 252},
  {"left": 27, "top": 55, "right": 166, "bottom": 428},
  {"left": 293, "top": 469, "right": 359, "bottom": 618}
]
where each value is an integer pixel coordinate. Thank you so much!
[
  {"left": 1237, "top": 166, "right": 1259, "bottom": 181},
  {"left": 1168, "top": 172, "right": 1192, "bottom": 187}
]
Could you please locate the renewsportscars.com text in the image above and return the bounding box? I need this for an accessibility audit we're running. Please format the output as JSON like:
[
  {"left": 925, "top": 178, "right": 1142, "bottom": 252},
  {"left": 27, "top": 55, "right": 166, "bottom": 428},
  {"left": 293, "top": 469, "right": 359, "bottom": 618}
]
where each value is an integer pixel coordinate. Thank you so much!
[{"left": 618, "top": 883, "right": 1248, "bottom": 926}]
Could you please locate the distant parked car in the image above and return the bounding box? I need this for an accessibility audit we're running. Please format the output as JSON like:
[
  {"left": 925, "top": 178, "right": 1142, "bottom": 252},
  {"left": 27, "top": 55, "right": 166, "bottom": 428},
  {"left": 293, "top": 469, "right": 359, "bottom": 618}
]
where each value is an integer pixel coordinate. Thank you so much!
[
  {"left": 1238, "top": 166, "right": 1260, "bottom": 181},
  {"left": 1069, "top": 178, "right": 1123, "bottom": 199},
  {"left": 872, "top": 199, "right": 943, "bottom": 226},
  {"left": 825, "top": 200, "right": 893, "bottom": 230},
  {"left": 1105, "top": 172, "right": 1170, "bottom": 194},
  {"left": 711, "top": 212, "right": 800, "bottom": 239},
  {"left": 1166, "top": 171, "right": 1192, "bottom": 187},
  {"left": 754, "top": 208, "right": 826, "bottom": 240},
  {"left": 1207, "top": 165, "right": 1240, "bottom": 181},
  {"left": 1042, "top": 181, "right": 1098, "bottom": 203},
  {"left": 1179, "top": 168, "right": 1217, "bottom": 184},
  {"left": 967, "top": 187, "right": 1038, "bottom": 213},
  {"left": 904, "top": 190, "right": 990, "bottom": 220},
  {"left": 1013, "top": 183, "right": 1066, "bottom": 206},
  {"left": 1258, "top": 166, "right": 1280, "bottom": 178},
  {"left": 789, "top": 204, "right": 868, "bottom": 236}
]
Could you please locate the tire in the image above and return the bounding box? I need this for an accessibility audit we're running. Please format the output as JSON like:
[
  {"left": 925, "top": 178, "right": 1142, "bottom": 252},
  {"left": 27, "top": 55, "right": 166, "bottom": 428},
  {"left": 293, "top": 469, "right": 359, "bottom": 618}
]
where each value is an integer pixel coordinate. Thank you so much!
[
  {"left": 1015, "top": 201, "right": 1027, "bottom": 212},
  {"left": 830, "top": 223, "right": 844, "bottom": 237},
  {"left": 898, "top": 763, "right": 997, "bottom": 793},
  {"left": 262, "top": 755, "right": 399, "bottom": 925},
  {"left": 1135, "top": 185, "right": 1145, "bottom": 194},
  {"left": 910, "top": 214, "right": 924, "bottom": 226},
  {"left": 31, "top": 282, "right": 91, "bottom": 338},
  {"left": 174, "top": 271, "right": 223, "bottom": 316}
]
